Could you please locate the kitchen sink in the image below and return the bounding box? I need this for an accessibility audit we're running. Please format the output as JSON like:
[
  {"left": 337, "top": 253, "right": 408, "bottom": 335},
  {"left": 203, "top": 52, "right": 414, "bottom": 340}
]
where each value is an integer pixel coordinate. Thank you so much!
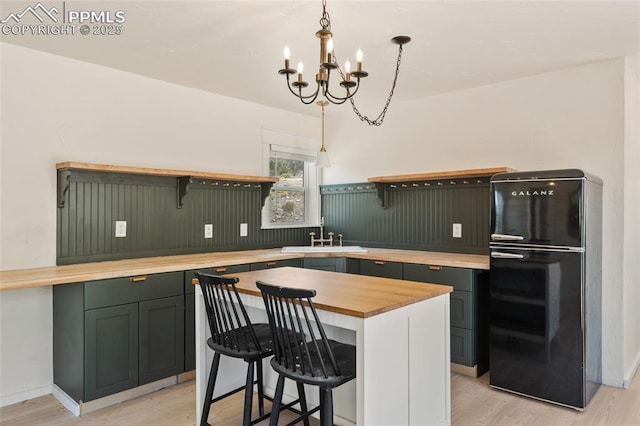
[{"left": 281, "top": 246, "right": 367, "bottom": 253}]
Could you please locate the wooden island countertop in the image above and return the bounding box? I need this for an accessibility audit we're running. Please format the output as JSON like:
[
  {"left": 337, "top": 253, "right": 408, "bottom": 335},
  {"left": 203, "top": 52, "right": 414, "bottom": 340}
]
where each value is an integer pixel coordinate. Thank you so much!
[
  {"left": 0, "top": 248, "right": 488, "bottom": 292},
  {"left": 226, "top": 267, "right": 453, "bottom": 318}
]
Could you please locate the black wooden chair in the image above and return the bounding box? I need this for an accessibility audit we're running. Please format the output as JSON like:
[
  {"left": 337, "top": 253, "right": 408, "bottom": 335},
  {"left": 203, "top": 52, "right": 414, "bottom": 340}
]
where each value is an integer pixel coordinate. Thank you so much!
[
  {"left": 196, "top": 272, "right": 274, "bottom": 426},
  {"left": 257, "top": 281, "right": 357, "bottom": 426}
]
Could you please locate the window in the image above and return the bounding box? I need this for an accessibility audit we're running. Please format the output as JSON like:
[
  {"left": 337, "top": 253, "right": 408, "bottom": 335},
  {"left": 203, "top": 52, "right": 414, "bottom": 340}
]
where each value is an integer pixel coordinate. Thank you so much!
[{"left": 262, "top": 143, "right": 319, "bottom": 228}]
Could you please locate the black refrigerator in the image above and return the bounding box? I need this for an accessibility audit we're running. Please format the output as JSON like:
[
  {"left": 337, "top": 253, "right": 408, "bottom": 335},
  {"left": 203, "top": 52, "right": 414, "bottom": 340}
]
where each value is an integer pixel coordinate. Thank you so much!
[{"left": 489, "top": 169, "right": 602, "bottom": 410}]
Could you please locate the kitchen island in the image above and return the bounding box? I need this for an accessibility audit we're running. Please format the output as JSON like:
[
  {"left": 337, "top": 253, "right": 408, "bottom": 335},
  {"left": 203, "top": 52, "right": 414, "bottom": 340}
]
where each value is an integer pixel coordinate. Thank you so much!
[{"left": 194, "top": 267, "right": 453, "bottom": 426}]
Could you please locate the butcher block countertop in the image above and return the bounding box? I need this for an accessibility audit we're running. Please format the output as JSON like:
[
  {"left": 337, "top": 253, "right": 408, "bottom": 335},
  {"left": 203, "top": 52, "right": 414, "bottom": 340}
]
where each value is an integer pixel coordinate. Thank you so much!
[
  {"left": 230, "top": 267, "right": 452, "bottom": 318},
  {"left": 0, "top": 248, "right": 488, "bottom": 292}
]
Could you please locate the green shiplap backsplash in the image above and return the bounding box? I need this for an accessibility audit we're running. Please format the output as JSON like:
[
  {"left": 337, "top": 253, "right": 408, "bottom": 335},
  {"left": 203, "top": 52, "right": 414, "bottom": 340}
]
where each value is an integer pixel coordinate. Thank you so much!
[
  {"left": 319, "top": 178, "right": 491, "bottom": 255},
  {"left": 57, "top": 171, "right": 490, "bottom": 265},
  {"left": 56, "top": 171, "right": 311, "bottom": 264}
]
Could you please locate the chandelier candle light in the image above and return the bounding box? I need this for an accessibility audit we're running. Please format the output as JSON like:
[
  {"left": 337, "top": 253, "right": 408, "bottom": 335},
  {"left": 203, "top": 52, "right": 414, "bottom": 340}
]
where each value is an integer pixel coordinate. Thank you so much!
[{"left": 278, "top": 0, "right": 410, "bottom": 126}]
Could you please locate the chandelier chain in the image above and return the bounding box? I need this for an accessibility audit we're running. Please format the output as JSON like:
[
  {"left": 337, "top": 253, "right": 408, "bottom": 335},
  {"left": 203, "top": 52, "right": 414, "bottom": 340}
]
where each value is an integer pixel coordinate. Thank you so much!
[
  {"left": 348, "top": 43, "right": 405, "bottom": 126},
  {"left": 320, "top": 0, "right": 331, "bottom": 31}
]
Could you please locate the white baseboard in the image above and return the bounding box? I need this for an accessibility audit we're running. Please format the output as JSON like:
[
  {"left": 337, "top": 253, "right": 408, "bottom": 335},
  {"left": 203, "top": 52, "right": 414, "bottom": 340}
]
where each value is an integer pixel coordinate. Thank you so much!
[
  {"left": 0, "top": 385, "right": 52, "bottom": 408},
  {"left": 623, "top": 351, "right": 640, "bottom": 389},
  {"left": 51, "top": 376, "right": 178, "bottom": 416},
  {"left": 51, "top": 385, "right": 80, "bottom": 416}
]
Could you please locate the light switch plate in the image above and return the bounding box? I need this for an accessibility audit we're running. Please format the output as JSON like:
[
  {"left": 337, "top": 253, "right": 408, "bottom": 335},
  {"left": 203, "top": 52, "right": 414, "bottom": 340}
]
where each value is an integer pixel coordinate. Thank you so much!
[
  {"left": 453, "top": 223, "right": 462, "bottom": 238},
  {"left": 240, "top": 223, "right": 248, "bottom": 237},
  {"left": 204, "top": 224, "right": 213, "bottom": 239},
  {"left": 115, "top": 221, "right": 127, "bottom": 238}
]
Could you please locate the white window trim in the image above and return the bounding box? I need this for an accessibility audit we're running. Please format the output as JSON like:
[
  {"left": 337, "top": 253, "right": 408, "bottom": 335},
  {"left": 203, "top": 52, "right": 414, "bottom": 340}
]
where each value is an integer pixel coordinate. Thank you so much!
[{"left": 261, "top": 142, "right": 321, "bottom": 229}]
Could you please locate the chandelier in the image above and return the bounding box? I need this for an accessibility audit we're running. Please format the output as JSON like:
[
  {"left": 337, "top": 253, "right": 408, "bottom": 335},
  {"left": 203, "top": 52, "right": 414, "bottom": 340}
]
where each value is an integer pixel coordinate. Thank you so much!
[{"left": 278, "top": 0, "right": 410, "bottom": 126}]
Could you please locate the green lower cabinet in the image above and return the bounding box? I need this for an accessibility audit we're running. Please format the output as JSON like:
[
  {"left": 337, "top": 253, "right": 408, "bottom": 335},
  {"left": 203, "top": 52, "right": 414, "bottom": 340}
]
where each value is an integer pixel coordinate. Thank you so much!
[
  {"left": 84, "top": 303, "right": 139, "bottom": 401},
  {"left": 303, "top": 257, "right": 346, "bottom": 272},
  {"left": 53, "top": 272, "right": 184, "bottom": 403},
  {"left": 358, "top": 259, "right": 403, "bottom": 279},
  {"left": 139, "top": 296, "right": 185, "bottom": 385},
  {"left": 250, "top": 258, "right": 301, "bottom": 270},
  {"left": 403, "top": 263, "right": 489, "bottom": 375}
]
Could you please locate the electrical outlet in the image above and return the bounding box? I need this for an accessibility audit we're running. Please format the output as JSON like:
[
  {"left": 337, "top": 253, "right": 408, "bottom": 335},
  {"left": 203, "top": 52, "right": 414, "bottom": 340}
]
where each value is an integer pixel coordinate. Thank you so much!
[
  {"left": 115, "top": 221, "right": 127, "bottom": 238},
  {"left": 204, "top": 224, "right": 213, "bottom": 239},
  {"left": 453, "top": 223, "right": 462, "bottom": 238},
  {"left": 240, "top": 223, "right": 248, "bottom": 237}
]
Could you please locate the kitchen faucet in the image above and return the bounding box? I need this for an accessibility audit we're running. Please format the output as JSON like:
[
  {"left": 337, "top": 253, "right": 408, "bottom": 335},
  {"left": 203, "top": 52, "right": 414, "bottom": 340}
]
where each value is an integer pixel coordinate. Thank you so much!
[{"left": 309, "top": 217, "right": 343, "bottom": 247}]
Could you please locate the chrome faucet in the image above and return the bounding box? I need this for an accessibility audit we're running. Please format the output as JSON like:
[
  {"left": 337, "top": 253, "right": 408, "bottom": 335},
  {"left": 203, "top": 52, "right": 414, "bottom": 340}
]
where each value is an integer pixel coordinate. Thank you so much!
[{"left": 310, "top": 217, "right": 342, "bottom": 247}]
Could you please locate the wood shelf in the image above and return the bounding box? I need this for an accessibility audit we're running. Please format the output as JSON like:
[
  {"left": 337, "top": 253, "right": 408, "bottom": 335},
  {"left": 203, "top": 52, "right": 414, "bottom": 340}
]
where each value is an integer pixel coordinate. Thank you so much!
[
  {"left": 367, "top": 167, "right": 514, "bottom": 208},
  {"left": 56, "top": 162, "right": 278, "bottom": 209},
  {"left": 368, "top": 167, "right": 515, "bottom": 183}
]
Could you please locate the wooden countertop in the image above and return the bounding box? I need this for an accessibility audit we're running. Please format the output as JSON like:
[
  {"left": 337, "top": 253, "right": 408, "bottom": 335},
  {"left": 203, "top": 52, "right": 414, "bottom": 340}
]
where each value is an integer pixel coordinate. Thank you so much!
[
  {"left": 230, "top": 267, "right": 452, "bottom": 318},
  {"left": 0, "top": 248, "right": 488, "bottom": 292}
]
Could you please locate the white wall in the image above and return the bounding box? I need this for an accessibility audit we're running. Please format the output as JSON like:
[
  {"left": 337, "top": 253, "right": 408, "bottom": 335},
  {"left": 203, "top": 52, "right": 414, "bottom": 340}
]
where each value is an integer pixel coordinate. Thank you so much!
[
  {"left": 324, "top": 59, "right": 637, "bottom": 387},
  {"left": 0, "top": 43, "right": 319, "bottom": 404},
  {"left": 623, "top": 56, "right": 640, "bottom": 387}
]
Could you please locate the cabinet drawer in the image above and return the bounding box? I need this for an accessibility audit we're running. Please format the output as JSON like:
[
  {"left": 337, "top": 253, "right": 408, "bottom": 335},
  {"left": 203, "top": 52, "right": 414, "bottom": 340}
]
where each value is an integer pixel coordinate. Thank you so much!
[
  {"left": 185, "top": 264, "right": 250, "bottom": 295},
  {"left": 359, "top": 259, "right": 403, "bottom": 279},
  {"left": 403, "top": 263, "right": 474, "bottom": 292},
  {"left": 250, "top": 258, "right": 301, "bottom": 271},
  {"left": 303, "top": 257, "right": 346, "bottom": 272},
  {"left": 451, "top": 326, "right": 474, "bottom": 367},
  {"left": 450, "top": 290, "right": 472, "bottom": 329},
  {"left": 85, "top": 272, "right": 183, "bottom": 310}
]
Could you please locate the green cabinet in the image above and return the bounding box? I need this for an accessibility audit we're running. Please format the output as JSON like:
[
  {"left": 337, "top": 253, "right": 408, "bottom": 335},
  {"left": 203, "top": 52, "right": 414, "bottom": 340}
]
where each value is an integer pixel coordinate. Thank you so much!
[
  {"left": 84, "top": 303, "right": 139, "bottom": 401},
  {"left": 403, "top": 263, "right": 489, "bottom": 376},
  {"left": 358, "top": 259, "right": 403, "bottom": 279},
  {"left": 250, "top": 258, "right": 302, "bottom": 270},
  {"left": 54, "top": 271, "right": 184, "bottom": 403},
  {"left": 303, "top": 257, "right": 346, "bottom": 272}
]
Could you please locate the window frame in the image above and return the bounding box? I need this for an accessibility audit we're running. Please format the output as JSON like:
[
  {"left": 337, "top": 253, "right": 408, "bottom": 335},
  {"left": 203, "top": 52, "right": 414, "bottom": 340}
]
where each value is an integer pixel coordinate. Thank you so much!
[{"left": 261, "top": 143, "right": 320, "bottom": 229}]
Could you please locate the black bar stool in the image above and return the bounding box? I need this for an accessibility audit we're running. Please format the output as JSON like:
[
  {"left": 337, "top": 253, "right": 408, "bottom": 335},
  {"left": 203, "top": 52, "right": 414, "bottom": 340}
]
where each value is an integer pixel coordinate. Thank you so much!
[
  {"left": 196, "top": 272, "right": 273, "bottom": 426},
  {"left": 257, "top": 281, "right": 357, "bottom": 426}
]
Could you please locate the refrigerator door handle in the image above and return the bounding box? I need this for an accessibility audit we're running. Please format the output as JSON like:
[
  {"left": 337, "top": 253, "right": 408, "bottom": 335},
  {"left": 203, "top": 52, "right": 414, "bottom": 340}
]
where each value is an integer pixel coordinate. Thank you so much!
[
  {"left": 490, "top": 251, "right": 525, "bottom": 259},
  {"left": 491, "top": 233, "right": 525, "bottom": 241}
]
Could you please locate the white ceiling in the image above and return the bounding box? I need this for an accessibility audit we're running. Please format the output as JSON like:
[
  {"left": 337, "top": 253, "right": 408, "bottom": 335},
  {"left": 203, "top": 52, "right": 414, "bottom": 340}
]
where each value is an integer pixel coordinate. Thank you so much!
[{"left": 2, "top": 1, "right": 640, "bottom": 117}]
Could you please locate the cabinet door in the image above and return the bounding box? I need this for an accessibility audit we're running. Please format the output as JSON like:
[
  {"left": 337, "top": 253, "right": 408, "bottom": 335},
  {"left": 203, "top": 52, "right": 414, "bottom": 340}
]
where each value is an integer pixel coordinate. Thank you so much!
[
  {"left": 85, "top": 304, "right": 139, "bottom": 401},
  {"left": 450, "top": 290, "right": 473, "bottom": 329},
  {"left": 185, "top": 293, "right": 196, "bottom": 372},
  {"left": 450, "top": 326, "right": 474, "bottom": 367},
  {"left": 139, "top": 296, "right": 185, "bottom": 385}
]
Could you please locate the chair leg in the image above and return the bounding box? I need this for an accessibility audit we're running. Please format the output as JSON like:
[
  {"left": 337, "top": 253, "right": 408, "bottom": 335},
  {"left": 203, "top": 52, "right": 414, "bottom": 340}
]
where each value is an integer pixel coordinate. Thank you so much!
[
  {"left": 201, "top": 352, "right": 221, "bottom": 426},
  {"left": 269, "top": 375, "right": 286, "bottom": 426},
  {"left": 256, "top": 359, "right": 265, "bottom": 416},
  {"left": 242, "top": 361, "right": 255, "bottom": 426},
  {"left": 319, "top": 388, "right": 333, "bottom": 426},
  {"left": 296, "top": 382, "right": 310, "bottom": 426}
]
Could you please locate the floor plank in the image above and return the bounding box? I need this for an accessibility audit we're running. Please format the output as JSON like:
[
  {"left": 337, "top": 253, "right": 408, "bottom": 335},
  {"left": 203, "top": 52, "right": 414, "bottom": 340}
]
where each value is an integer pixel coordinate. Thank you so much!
[{"left": 1, "top": 370, "right": 638, "bottom": 425}]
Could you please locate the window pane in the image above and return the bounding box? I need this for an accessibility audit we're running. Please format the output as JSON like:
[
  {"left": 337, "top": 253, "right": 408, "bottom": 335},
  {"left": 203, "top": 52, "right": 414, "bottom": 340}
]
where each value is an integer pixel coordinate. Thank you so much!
[
  {"left": 268, "top": 189, "right": 305, "bottom": 223},
  {"left": 270, "top": 158, "right": 304, "bottom": 188}
]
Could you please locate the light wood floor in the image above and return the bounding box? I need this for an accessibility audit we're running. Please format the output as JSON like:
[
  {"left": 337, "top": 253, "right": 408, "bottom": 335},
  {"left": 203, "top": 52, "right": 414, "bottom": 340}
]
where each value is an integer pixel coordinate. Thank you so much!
[{"left": 2, "top": 371, "right": 639, "bottom": 425}]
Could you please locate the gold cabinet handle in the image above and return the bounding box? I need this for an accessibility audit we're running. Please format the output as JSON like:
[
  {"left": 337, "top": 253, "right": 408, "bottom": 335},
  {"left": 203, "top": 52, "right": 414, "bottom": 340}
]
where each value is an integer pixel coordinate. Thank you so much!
[
  {"left": 130, "top": 275, "right": 147, "bottom": 282},
  {"left": 215, "top": 267, "right": 227, "bottom": 273},
  {"left": 266, "top": 261, "right": 277, "bottom": 266},
  {"left": 374, "top": 261, "right": 385, "bottom": 265},
  {"left": 428, "top": 265, "right": 443, "bottom": 271}
]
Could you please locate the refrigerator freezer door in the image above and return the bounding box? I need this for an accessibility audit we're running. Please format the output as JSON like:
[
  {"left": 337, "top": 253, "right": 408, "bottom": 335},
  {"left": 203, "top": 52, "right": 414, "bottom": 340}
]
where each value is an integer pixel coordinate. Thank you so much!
[{"left": 490, "top": 178, "right": 583, "bottom": 248}]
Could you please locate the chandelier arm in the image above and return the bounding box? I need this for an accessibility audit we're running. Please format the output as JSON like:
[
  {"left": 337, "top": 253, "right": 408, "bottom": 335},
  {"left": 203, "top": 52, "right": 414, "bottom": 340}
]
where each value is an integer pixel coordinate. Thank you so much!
[
  {"left": 284, "top": 74, "right": 321, "bottom": 102},
  {"left": 349, "top": 43, "right": 405, "bottom": 126},
  {"left": 324, "top": 82, "right": 360, "bottom": 104}
]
